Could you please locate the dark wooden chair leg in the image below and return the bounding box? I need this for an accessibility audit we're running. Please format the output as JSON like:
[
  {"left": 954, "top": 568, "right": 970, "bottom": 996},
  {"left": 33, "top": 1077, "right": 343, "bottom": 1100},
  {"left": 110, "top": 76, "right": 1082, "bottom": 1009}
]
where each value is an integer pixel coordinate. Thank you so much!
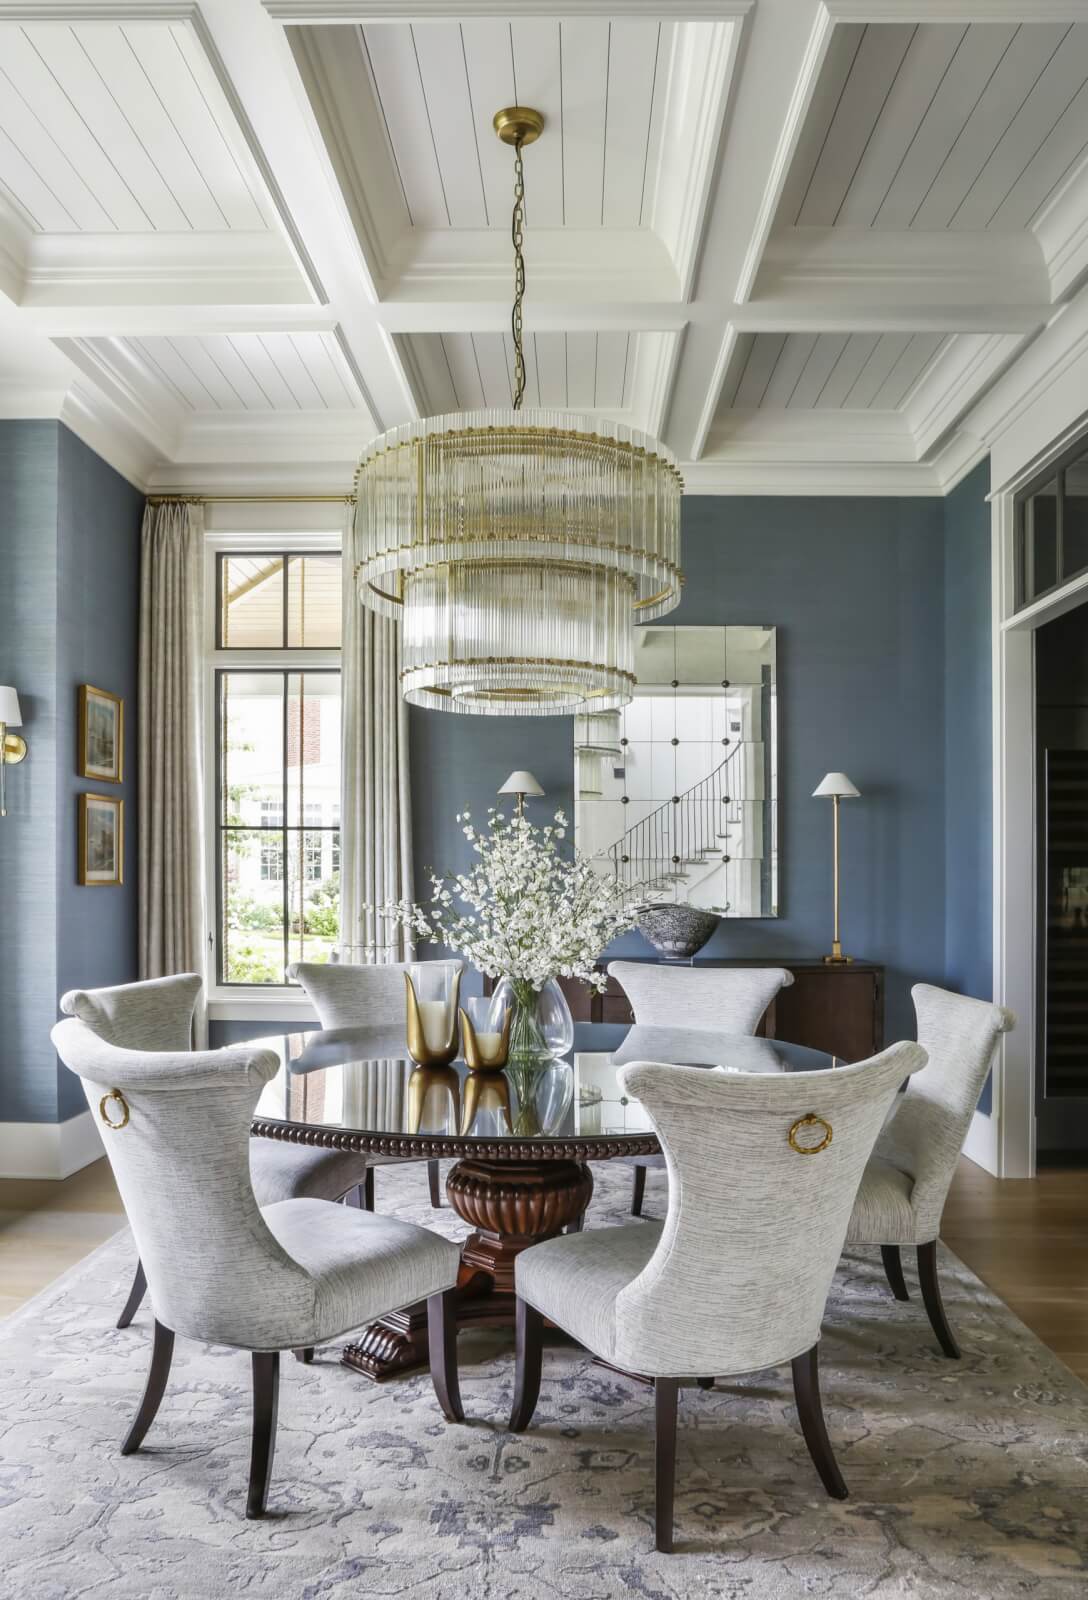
[
  {"left": 121, "top": 1319, "right": 175, "bottom": 1455},
  {"left": 293, "top": 1346, "right": 314, "bottom": 1364},
  {"left": 654, "top": 1376, "right": 679, "bottom": 1553},
  {"left": 631, "top": 1164, "right": 647, "bottom": 1218},
  {"left": 881, "top": 1244, "right": 910, "bottom": 1301},
  {"left": 917, "top": 1240, "right": 960, "bottom": 1359},
  {"left": 116, "top": 1259, "right": 148, "bottom": 1329},
  {"left": 509, "top": 1298, "right": 544, "bottom": 1433},
  {"left": 791, "top": 1344, "right": 847, "bottom": 1500},
  {"left": 427, "top": 1288, "right": 464, "bottom": 1422},
  {"left": 564, "top": 1211, "right": 585, "bottom": 1235},
  {"left": 247, "top": 1352, "right": 280, "bottom": 1520},
  {"left": 428, "top": 1159, "right": 442, "bottom": 1209},
  {"left": 363, "top": 1166, "right": 375, "bottom": 1212},
  {"left": 696, "top": 1376, "right": 714, "bottom": 1390}
]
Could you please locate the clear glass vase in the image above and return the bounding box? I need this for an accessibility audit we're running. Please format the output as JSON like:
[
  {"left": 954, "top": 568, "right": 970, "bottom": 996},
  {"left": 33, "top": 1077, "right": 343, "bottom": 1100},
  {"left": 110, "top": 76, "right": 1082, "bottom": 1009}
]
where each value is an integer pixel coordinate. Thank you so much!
[{"left": 490, "top": 977, "right": 574, "bottom": 1136}]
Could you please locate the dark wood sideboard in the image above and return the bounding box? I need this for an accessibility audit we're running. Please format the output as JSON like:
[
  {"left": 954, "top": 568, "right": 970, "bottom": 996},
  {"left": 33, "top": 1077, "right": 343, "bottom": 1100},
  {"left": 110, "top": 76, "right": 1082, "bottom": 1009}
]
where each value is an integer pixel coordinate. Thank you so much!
[{"left": 558, "top": 959, "right": 885, "bottom": 1064}]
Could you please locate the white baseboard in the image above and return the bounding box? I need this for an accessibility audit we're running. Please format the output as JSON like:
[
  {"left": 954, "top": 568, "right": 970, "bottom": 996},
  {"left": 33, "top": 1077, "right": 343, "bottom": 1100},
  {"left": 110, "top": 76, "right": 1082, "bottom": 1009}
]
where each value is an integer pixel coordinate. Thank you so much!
[
  {"left": 962, "top": 1105, "right": 998, "bottom": 1175},
  {"left": 0, "top": 1110, "right": 103, "bottom": 1180}
]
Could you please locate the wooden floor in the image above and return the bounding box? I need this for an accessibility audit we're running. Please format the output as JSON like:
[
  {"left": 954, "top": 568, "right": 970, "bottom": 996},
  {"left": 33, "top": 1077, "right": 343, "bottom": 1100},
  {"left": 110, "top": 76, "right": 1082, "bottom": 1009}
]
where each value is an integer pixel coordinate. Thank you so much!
[{"left": 1, "top": 1156, "right": 1087, "bottom": 1380}]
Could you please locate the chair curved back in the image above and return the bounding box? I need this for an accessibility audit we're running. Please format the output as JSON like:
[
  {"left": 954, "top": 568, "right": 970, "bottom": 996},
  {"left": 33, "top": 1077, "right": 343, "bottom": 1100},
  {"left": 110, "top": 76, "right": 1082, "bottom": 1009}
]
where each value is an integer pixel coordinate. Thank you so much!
[
  {"left": 291, "top": 958, "right": 459, "bottom": 1029},
  {"left": 52, "top": 1006, "right": 317, "bottom": 1351},
  {"left": 873, "top": 984, "right": 1015, "bottom": 1242},
  {"left": 60, "top": 972, "right": 201, "bottom": 1051},
  {"left": 608, "top": 960, "right": 793, "bottom": 1034},
  {"left": 613, "top": 1041, "right": 926, "bottom": 1376}
]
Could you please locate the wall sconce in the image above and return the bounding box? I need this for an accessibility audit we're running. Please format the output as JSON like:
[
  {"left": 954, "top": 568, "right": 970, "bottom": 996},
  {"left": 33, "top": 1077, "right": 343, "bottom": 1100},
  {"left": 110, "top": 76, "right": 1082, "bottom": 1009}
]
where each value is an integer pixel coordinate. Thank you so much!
[{"left": 0, "top": 687, "right": 26, "bottom": 817}]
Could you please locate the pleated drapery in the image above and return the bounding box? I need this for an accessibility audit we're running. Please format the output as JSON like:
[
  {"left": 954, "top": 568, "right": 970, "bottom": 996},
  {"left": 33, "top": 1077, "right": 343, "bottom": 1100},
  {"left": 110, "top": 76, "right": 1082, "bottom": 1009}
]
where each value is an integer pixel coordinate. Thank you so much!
[
  {"left": 138, "top": 500, "right": 206, "bottom": 1041},
  {"left": 339, "top": 518, "right": 414, "bottom": 1123}
]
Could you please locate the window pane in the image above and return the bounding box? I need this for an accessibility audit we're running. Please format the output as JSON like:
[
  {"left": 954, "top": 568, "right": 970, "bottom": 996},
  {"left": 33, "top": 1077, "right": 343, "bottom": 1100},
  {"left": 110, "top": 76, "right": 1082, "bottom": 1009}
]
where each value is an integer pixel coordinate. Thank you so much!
[
  {"left": 221, "top": 674, "right": 284, "bottom": 830},
  {"left": 287, "top": 555, "right": 341, "bottom": 647},
  {"left": 222, "top": 830, "right": 286, "bottom": 983},
  {"left": 287, "top": 832, "right": 340, "bottom": 967},
  {"left": 1030, "top": 481, "right": 1059, "bottom": 598},
  {"left": 286, "top": 673, "right": 341, "bottom": 828},
  {"left": 220, "top": 556, "right": 285, "bottom": 647},
  {"left": 1064, "top": 468, "right": 1088, "bottom": 584}
]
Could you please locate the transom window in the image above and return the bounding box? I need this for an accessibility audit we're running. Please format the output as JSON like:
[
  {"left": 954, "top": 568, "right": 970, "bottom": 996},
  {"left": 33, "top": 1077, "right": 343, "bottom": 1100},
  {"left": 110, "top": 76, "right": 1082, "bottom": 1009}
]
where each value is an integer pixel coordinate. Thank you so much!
[
  {"left": 211, "top": 546, "right": 342, "bottom": 987},
  {"left": 1016, "top": 443, "right": 1088, "bottom": 611}
]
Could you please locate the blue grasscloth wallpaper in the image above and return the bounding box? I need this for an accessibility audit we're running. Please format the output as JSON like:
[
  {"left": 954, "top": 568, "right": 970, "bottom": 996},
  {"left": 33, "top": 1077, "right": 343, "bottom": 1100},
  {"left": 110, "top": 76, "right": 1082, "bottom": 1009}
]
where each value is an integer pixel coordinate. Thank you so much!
[
  {"left": 0, "top": 422, "right": 143, "bottom": 1124},
  {"left": 409, "top": 485, "right": 994, "bottom": 1047}
]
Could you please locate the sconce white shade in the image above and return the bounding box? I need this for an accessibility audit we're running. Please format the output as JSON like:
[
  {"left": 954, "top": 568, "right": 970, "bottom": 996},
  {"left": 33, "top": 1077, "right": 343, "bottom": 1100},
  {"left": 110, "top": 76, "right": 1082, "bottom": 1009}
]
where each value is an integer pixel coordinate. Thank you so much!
[
  {"left": 498, "top": 770, "right": 544, "bottom": 799},
  {"left": 812, "top": 771, "right": 859, "bottom": 799},
  {"left": 0, "top": 687, "right": 21, "bottom": 727}
]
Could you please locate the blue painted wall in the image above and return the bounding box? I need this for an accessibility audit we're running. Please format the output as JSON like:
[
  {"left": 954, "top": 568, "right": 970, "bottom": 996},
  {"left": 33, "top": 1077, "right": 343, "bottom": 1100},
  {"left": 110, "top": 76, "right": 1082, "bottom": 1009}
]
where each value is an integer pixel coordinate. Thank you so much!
[
  {"left": 410, "top": 491, "right": 996, "bottom": 1047},
  {"left": 0, "top": 422, "right": 142, "bottom": 1125}
]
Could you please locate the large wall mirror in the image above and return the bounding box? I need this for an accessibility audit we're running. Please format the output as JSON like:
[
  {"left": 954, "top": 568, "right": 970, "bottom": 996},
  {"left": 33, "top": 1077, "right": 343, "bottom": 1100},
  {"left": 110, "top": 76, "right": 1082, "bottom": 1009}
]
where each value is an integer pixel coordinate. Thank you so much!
[{"left": 575, "top": 625, "right": 778, "bottom": 917}]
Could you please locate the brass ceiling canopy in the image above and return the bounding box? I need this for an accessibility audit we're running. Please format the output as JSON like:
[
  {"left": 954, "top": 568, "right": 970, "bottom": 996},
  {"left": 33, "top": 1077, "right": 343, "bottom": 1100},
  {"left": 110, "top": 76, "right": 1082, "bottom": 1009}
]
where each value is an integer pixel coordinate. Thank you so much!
[{"left": 353, "top": 103, "right": 683, "bottom": 717}]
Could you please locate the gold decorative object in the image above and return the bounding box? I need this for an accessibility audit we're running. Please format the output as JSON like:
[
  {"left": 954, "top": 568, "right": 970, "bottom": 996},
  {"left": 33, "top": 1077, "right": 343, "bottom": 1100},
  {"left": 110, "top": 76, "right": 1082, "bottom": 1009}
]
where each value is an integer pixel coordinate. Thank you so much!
[
  {"left": 78, "top": 684, "right": 123, "bottom": 784},
  {"left": 354, "top": 106, "right": 683, "bottom": 717},
  {"left": 459, "top": 1004, "right": 512, "bottom": 1072},
  {"left": 788, "top": 1113, "right": 833, "bottom": 1155},
  {"left": 98, "top": 1088, "right": 130, "bottom": 1130},
  {"left": 0, "top": 685, "right": 26, "bottom": 818},
  {"left": 460, "top": 1073, "right": 513, "bottom": 1137},
  {"left": 812, "top": 772, "right": 860, "bottom": 964},
  {"left": 404, "top": 967, "right": 461, "bottom": 1068},
  {"left": 78, "top": 793, "right": 124, "bottom": 887},
  {"left": 407, "top": 1067, "right": 460, "bottom": 1138}
]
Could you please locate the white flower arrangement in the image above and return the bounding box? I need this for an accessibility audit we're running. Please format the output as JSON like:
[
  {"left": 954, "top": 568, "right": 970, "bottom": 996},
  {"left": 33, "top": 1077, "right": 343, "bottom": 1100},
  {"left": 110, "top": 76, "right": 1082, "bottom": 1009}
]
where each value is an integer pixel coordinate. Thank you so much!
[{"left": 376, "top": 807, "right": 639, "bottom": 994}]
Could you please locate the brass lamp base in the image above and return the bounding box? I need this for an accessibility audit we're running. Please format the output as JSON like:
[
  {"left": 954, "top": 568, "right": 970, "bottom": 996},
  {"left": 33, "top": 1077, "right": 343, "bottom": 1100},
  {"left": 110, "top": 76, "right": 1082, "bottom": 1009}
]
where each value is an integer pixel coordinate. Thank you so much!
[{"left": 823, "top": 943, "right": 853, "bottom": 965}]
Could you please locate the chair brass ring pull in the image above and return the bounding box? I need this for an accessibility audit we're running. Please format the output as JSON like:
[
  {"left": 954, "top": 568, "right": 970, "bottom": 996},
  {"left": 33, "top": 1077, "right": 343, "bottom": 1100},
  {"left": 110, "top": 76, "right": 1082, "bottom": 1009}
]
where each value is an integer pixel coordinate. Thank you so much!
[
  {"left": 99, "top": 1088, "right": 130, "bottom": 1131},
  {"left": 788, "top": 1113, "right": 832, "bottom": 1155}
]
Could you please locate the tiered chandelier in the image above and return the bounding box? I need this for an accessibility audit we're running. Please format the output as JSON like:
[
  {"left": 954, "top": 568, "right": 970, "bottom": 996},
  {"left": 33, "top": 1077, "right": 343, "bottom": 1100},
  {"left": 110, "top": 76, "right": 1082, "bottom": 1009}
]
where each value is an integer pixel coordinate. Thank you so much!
[{"left": 354, "top": 107, "right": 683, "bottom": 715}]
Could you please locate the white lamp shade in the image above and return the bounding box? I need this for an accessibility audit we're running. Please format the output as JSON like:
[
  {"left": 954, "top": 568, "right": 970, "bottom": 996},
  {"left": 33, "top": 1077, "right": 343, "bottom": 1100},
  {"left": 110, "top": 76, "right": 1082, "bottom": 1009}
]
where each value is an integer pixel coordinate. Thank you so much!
[
  {"left": 812, "top": 771, "right": 859, "bottom": 799},
  {"left": 498, "top": 769, "right": 544, "bottom": 798},
  {"left": 0, "top": 687, "right": 21, "bottom": 728}
]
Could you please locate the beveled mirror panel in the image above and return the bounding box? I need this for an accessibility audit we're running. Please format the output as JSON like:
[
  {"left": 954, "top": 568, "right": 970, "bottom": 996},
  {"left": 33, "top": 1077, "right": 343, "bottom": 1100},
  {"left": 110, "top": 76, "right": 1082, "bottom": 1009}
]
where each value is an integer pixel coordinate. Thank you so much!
[{"left": 575, "top": 625, "right": 778, "bottom": 917}]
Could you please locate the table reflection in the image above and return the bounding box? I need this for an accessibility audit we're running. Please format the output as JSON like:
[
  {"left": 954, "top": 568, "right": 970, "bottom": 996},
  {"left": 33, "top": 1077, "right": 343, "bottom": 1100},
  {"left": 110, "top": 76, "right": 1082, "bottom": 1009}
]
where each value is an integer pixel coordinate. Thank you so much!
[{"left": 249, "top": 1025, "right": 836, "bottom": 1143}]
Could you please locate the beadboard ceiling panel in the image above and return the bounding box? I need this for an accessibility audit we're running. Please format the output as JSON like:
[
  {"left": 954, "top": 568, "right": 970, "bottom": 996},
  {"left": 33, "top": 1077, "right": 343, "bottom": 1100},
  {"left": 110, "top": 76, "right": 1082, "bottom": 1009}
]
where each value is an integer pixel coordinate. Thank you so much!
[
  {"left": 358, "top": 18, "right": 669, "bottom": 231},
  {"left": 0, "top": 22, "right": 271, "bottom": 235},
  {"left": 725, "top": 332, "right": 950, "bottom": 412},
  {"left": 95, "top": 333, "right": 365, "bottom": 414},
  {"left": 405, "top": 330, "right": 633, "bottom": 412},
  {"left": 783, "top": 21, "right": 1088, "bottom": 232}
]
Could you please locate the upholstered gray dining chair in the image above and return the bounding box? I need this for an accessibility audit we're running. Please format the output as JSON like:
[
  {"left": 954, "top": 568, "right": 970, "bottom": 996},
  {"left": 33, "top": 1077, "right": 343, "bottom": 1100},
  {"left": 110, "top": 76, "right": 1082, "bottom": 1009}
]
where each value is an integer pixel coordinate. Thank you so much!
[
  {"left": 60, "top": 975, "right": 375, "bottom": 1331},
  {"left": 291, "top": 959, "right": 453, "bottom": 1210},
  {"left": 607, "top": 960, "right": 795, "bottom": 1217},
  {"left": 510, "top": 1041, "right": 926, "bottom": 1553},
  {"left": 52, "top": 1009, "right": 463, "bottom": 1520},
  {"left": 846, "top": 983, "right": 1015, "bottom": 1358}
]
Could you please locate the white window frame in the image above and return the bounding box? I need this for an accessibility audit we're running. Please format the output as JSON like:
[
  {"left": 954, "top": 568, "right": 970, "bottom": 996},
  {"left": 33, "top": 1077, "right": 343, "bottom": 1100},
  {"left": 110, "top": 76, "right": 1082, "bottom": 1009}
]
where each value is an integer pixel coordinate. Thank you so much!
[{"left": 203, "top": 528, "right": 342, "bottom": 1020}]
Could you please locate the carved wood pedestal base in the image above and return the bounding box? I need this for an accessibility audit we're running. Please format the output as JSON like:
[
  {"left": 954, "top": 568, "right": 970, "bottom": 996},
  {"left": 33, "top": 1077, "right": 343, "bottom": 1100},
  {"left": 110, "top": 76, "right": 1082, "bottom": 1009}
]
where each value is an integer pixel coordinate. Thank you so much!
[{"left": 342, "top": 1157, "right": 593, "bottom": 1383}]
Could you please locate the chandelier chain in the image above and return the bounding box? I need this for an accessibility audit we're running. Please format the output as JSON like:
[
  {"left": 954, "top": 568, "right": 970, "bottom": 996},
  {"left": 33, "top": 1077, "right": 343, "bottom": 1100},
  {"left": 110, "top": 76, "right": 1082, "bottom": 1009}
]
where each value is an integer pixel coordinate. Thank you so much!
[{"left": 511, "top": 137, "right": 527, "bottom": 411}]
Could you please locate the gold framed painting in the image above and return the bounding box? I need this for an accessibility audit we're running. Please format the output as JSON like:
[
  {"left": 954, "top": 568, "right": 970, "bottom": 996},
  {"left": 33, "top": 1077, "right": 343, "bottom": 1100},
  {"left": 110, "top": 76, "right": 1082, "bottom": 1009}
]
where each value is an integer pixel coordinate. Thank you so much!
[
  {"left": 78, "top": 684, "right": 123, "bottom": 784},
  {"left": 79, "top": 793, "right": 124, "bottom": 887}
]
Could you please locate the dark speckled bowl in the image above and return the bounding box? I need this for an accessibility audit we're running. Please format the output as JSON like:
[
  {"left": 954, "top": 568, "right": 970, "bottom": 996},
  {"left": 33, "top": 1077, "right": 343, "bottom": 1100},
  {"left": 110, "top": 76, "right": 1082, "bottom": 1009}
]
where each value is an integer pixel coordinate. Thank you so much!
[{"left": 636, "top": 904, "right": 721, "bottom": 960}]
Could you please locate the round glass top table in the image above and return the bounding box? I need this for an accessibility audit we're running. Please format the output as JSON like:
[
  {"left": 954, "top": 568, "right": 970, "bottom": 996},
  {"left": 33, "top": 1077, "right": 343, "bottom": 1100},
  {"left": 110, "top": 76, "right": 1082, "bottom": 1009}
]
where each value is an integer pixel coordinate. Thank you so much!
[{"left": 246, "top": 1024, "right": 839, "bottom": 1381}]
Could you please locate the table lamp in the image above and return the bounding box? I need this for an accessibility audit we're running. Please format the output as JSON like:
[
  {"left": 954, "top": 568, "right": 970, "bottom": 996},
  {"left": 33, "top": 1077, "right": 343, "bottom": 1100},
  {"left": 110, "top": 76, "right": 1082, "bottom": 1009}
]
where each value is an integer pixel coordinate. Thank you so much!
[
  {"left": 812, "top": 772, "right": 860, "bottom": 964},
  {"left": 498, "top": 770, "right": 544, "bottom": 817}
]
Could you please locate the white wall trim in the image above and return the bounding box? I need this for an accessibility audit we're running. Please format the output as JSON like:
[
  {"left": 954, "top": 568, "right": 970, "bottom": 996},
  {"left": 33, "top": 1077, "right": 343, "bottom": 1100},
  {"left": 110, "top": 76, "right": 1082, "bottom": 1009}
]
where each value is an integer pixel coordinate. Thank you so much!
[
  {"left": 962, "top": 1107, "right": 998, "bottom": 1174},
  {"left": 0, "top": 1110, "right": 103, "bottom": 1181}
]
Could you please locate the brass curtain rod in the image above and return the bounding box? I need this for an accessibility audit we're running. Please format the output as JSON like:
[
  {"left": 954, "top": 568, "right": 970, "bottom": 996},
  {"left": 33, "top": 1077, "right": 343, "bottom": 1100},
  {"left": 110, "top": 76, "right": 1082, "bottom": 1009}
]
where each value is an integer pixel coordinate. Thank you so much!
[{"left": 145, "top": 493, "right": 355, "bottom": 506}]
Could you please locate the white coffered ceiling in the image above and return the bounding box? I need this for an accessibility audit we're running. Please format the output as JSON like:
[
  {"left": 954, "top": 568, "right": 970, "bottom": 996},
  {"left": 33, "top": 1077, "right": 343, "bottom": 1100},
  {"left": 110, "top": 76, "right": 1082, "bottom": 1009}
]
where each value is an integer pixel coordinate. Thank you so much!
[{"left": 2, "top": 0, "right": 1088, "bottom": 496}]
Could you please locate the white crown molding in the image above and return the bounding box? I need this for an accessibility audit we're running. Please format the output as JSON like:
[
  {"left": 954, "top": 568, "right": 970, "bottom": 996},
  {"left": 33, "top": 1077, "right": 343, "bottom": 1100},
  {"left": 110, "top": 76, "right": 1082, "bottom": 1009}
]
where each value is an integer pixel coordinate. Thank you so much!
[
  {"left": 649, "top": 20, "right": 743, "bottom": 301},
  {"left": 53, "top": 335, "right": 184, "bottom": 456},
  {"left": 1033, "top": 156, "right": 1088, "bottom": 304},
  {"left": 758, "top": 227, "right": 1050, "bottom": 310},
  {"left": 147, "top": 457, "right": 357, "bottom": 493},
  {"left": 0, "top": 382, "right": 70, "bottom": 418},
  {"left": 733, "top": 3, "right": 835, "bottom": 305},
  {"left": 707, "top": 406, "right": 918, "bottom": 462},
  {"left": 264, "top": 2, "right": 752, "bottom": 17},
  {"left": 680, "top": 457, "right": 942, "bottom": 495},
  {"left": 16, "top": 233, "right": 309, "bottom": 311},
  {"left": 906, "top": 333, "right": 1026, "bottom": 461},
  {"left": 60, "top": 378, "right": 162, "bottom": 488},
  {"left": 823, "top": 1, "right": 1088, "bottom": 19},
  {"left": 928, "top": 428, "right": 988, "bottom": 496}
]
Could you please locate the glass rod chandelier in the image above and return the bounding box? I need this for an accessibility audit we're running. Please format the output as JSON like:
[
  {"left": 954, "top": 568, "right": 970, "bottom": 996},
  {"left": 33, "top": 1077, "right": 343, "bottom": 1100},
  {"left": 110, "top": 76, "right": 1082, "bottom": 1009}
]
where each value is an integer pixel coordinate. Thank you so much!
[{"left": 354, "top": 106, "right": 683, "bottom": 716}]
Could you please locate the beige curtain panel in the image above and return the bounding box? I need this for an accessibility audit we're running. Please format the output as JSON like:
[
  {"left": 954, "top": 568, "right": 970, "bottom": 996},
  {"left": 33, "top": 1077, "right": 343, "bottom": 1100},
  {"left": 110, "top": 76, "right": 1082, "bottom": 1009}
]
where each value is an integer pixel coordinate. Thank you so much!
[
  {"left": 340, "top": 518, "right": 414, "bottom": 966},
  {"left": 138, "top": 500, "right": 206, "bottom": 1041}
]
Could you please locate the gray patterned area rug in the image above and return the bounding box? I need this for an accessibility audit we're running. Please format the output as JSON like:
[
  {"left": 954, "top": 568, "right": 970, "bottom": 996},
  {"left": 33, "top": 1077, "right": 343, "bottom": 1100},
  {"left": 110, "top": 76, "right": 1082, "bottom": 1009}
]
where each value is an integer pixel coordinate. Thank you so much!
[{"left": 2, "top": 1160, "right": 1087, "bottom": 1600}]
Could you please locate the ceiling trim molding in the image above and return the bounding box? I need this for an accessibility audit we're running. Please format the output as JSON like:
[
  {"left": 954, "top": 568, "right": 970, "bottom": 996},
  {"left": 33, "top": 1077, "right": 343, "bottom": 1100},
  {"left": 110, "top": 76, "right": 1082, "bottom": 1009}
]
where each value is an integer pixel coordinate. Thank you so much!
[
  {"left": 680, "top": 457, "right": 942, "bottom": 496},
  {"left": 17, "top": 234, "right": 308, "bottom": 310},
  {"left": 1034, "top": 160, "right": 1088, "bottom": 305},
  {"left": 60, "top": 378, "right": 162, "bottom": 490},
  {"left": 907, "top": 334, "right": 1026, "bottom": 461},
  {"left": 264, "top": 2, "right": 753, "bottom": 18},
  {"left": 689, "top": 321, "right": 739, "bottom": 462},
  {"left": 823, "top": 1, "right": 1088, "bottom": 20},
  {"left": 732, "top": 2, "right": 835, "bottom": 304}
]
